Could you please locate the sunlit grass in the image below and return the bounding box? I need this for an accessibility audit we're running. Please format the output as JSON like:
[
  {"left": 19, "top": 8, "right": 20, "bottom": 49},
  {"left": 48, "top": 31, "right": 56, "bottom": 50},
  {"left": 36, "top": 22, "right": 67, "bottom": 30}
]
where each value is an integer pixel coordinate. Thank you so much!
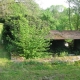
[
  {"left": 0, "top": 23, "right": 3, "bottom": 33},
  {"left": 0, "top": 46, "right": 9, "bottom": 58},
  {"left": 0, "top": 58, "right": 9, "bottom": 66},
  {"left": 0, "top": 23, "right": 3, "bottom": 40},
  {"left": 0, "top": 23, "right": 10, "bottom": 68},
  {"left": 0, "top": 23, "right": 10, "bottom": 60},
  {"left": 0, "top": 60, "right": 80, "bottom": 80}
]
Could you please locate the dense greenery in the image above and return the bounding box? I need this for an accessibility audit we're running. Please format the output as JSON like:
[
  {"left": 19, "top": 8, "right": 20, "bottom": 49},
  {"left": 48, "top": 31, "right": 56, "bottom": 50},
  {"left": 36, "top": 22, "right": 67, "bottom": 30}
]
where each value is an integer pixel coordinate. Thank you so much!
[
  {"left": 40, "top": 0, "right": 80, "bottom": 30},
  {"left": 0, "top": 0, "right": 80, "bottom": 58},
  {"left": 2, "top": 16, "right": 50, "bottom": 59},
  {"left": 67, "top": 0, "right": 80, "bottom": 30}
]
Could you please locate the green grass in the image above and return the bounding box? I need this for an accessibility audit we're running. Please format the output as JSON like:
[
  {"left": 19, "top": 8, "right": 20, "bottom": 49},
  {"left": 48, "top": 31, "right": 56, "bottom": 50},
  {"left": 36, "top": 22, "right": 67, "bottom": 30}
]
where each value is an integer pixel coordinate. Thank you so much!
[
  {"left": 0, "top": 23, "right": 10, "bottom": 59},
  {"left": 0, "top": 43, "right": 80, "bottom": 80},
  {"left": 0, "top": 44, "right": 10, "bottom": 59},
  {"left": 0, "top": 60, "right": 80, "bottom": 80}
]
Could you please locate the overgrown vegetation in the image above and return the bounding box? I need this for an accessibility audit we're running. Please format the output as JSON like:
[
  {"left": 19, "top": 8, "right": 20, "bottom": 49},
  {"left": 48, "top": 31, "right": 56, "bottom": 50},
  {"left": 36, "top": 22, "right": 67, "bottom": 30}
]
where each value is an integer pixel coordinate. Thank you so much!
[
  {"left": 2, "top": 16, "right": 50, "bottom": 59},
  {"left": 0, "top": 0, "right": 80, "bottom": 58}
]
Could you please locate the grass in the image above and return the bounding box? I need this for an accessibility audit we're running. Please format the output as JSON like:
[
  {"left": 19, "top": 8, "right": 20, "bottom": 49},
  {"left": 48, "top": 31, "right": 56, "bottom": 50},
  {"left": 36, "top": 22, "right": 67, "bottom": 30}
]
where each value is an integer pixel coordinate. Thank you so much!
[
  {"left": 0, "top": 59, "right": 80, "bottom": 80},
  {"left": 0, "top": 46, "right": 79, "bottom": 80},
  {"left": 0, "top": 23, "right": 10, "bottom": 59},
  {"left": 0, "top": 44, "right": 10, "bottom": 59}
]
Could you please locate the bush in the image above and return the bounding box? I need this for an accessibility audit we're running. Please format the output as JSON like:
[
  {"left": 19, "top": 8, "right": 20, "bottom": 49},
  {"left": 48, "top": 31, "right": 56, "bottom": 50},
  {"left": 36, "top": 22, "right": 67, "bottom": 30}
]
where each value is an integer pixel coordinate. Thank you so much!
[{"left": 2, "top": 16, "right": 50, "bottom": 59}]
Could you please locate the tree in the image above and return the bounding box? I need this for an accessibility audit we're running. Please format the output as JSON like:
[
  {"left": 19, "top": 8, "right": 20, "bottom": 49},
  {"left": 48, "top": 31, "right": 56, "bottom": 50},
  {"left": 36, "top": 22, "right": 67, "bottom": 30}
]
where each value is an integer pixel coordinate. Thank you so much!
[
  {"left": 1, "top": 0, "right": 50, "bottom": 59},
  {"left": 67, "top": 0, "right": 80, "bottom": 30},
  {"left": 67, "top": 0, "right": 72, "bottom": 30},
  {"left": 2, "top": 15, "right": 50, "bottom": 59},
  {"left": 41, "top": 9, "right": 56, "bottom": 30},
  {"left": 0, "top": 0, "right": 40, "bottom": 17},
  {"left": 22, "top": 0, "right": 40, "bottom": 16},
  {"left": 0, "top": 0, "right": 27, "bottom": 17},
  {"left": 41, "top": 5, "right": 70, "bottom": 31},
  {"left": 71, "top": 0, "right": 80, "bottom": 30}
]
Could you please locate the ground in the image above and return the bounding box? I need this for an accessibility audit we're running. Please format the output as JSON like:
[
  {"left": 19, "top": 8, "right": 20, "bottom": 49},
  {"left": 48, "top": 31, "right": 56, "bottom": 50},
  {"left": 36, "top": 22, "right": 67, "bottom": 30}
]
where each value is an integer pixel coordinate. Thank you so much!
[{"left": 0, "top": 57, "right": 80, "bottom": 80}]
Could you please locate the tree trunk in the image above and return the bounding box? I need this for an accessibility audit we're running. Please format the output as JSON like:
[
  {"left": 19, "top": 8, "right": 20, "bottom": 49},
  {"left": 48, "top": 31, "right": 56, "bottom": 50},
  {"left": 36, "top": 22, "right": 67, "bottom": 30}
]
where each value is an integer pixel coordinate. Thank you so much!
[{"left": 68, "top": 1, "right": 72, "bottom": 30}]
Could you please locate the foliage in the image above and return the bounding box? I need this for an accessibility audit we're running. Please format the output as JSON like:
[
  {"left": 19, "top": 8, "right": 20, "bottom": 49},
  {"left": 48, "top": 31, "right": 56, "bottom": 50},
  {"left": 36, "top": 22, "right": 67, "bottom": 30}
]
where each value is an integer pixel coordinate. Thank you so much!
[
  {"left": 53, "top": 49, "right": 69, "bottom": 57},
  {"left": 41, "top": 5, "right": 71, "bottom": 31},
  {"left": 67, "top": 0, "right": 80, "bottom": 30},
  {"left": 0, "top": 0, "right": 24, "bottom": 16},
  {"left": 41, "top": 9, "right": 56, "bottom": 30},
  {"left": 2, "top": 16, "right": 50, "bottom": 59},
  {"left": 59, "top": 51, "right": 68, "bottom": 57},
  {"left": 65, "top": 39, "right": 73, "bottom": 43},
  {"left": 41, "top": 3, "right": 80, "bottom": 31},
  {"left": 0, "top": 0, "right": 40, "bottom": 17},
  {"left": 0, "top": 0, "right": 51, "bottom": 59},
  {"left": 23, "top": 0, "right": 40, "bottom": 16}
]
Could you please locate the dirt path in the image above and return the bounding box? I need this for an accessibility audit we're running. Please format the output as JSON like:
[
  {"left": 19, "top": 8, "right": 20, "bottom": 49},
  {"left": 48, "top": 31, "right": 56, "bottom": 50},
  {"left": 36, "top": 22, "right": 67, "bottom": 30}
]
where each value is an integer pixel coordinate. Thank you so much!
[{"left": 24, "top": 56, "right": 80, "bottom": 63}]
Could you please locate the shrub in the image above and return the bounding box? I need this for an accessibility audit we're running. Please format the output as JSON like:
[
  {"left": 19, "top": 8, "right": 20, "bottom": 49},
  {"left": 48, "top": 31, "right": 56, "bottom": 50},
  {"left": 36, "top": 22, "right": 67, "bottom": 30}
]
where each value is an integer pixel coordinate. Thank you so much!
[{"left": 2, "top": 16, "right": 50, "bottom": 59}]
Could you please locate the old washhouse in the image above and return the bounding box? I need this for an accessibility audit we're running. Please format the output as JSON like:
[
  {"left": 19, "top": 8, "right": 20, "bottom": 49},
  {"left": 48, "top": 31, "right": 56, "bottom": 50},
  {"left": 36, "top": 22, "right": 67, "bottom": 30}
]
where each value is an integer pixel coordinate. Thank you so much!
[{"left": 48, "top": 30, "right": 80, "bottom": 55}]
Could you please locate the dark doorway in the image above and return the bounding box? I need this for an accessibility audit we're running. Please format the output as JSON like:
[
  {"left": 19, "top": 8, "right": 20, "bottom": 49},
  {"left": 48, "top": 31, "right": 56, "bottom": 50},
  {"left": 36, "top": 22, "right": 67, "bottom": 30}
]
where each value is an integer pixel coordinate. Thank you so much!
[
  {"left": 73, "top": 39, "right": 80, "bottom": 54},
  {"left": 49, "top": 39, "right": 68, "bottom": 56},
  {"left": 49, "top": 39, "right": 80, "bottom": 56},
  {"left": 50, "top": 40, "right": 65, "bottom": 51}
]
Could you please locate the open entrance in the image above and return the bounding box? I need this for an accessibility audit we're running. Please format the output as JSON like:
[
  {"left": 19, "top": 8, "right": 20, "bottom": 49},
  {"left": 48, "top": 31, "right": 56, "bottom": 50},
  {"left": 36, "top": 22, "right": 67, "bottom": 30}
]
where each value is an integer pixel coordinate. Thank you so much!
[
  {"left": 49, "top": 40, "right": 68, "bottom": 56},
  {"left": 50, "top": 39, "right": 66, "bottom": 51},
  {"left": 73, "top": 39, "right": 80, "bottom": 54},
  {"left": 49, "top": 39, "right": 80, "bottom": 56}
]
